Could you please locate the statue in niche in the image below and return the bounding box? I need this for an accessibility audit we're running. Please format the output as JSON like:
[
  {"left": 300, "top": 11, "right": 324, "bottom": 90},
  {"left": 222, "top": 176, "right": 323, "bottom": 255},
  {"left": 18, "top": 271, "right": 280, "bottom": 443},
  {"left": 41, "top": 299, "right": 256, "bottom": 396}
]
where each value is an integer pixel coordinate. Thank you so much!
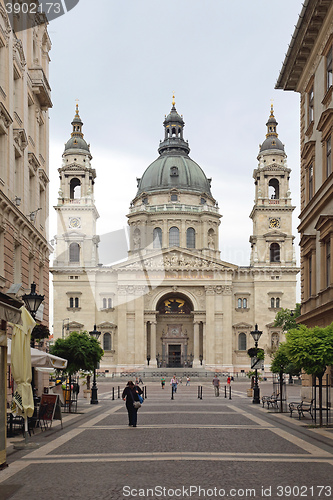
[{"left": 208, "top": 233, "right": 215, "bottom": 249}]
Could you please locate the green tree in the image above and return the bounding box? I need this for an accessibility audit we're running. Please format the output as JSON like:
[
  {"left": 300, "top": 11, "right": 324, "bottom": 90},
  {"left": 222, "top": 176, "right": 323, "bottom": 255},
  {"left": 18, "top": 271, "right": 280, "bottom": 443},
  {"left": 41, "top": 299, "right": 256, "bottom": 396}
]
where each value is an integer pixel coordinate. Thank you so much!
[
  {"left": 50, "top": 331, "right": 104, "bottom": 375},
  {"left": 285, "top": 323, "right": 333, "bottom": 426},
  {"left": 273, "top": 303, "right": 301, "bottom": 331}
]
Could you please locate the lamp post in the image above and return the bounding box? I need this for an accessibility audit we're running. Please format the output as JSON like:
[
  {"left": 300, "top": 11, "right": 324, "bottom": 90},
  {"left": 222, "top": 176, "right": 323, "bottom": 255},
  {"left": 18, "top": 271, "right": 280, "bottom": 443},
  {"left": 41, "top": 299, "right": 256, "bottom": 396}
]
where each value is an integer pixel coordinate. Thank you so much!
[
  {"left": 250, "top": 324, "right": 263, "bottom": 404},
  {"left": 147, "top": 355, "right": 151, "bottom": 366},
  {"left": 89, "top": 324, "right": 101, "bottom": 405},
  {"left": 21, "top": 282, "right": 44, "bottom": 407}
]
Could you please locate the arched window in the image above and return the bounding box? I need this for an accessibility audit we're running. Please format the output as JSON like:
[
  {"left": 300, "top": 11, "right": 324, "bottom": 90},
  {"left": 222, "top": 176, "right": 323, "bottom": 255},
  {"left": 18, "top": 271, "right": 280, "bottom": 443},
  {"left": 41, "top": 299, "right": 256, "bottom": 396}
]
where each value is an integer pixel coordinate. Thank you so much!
[
  {"left": 108, "top": 298, "right": 112, "bottom": 309},
  {"left": 69, "top": 243, "right": 80, "bottom": 263},
  {"left": 243, "top": 298, "right": 247, "bottom": 309},
  {"left": 69, "top": 297, "right": 74, "bottom": 308},
  {"left": 74, "top": 297, "right": 79, "bottom": 308},
  {"left": 276, "top": 297, "right": 280, "bottom": 308},
  {"left": 103, "top": 332, "right": 111, "bottom": 351},
  {"left": 237, "top": 298, "right": 242, "bottom": 309},
  {"left": 270, "top": 243, "right": 280, "bottom": 262},
  {"left": 269, "top": 178, "right": 279, "bottom": 199},
  {"left": 103, "top": 298, "right": 107, "bottom": 309},
  {"left": 169, "top": 227, "right": 179, "bottom": 247},
  {"left": 238, "top": 333, "right": 247, "bottom": 351},
  {"left": 271, "top": 297, "right": 275, "bottom": 308},
  {"left": 208, "top": 228, "right": 215, "bottom": 249},
  {"left": 186, "top": 227, "right": 195, "bottom": 249},
  {"left": 70, "top": 178, "right": 81, "bottom": 199},
  {"left": 153, "top": 227, "right": 162, "bottom": 248}
]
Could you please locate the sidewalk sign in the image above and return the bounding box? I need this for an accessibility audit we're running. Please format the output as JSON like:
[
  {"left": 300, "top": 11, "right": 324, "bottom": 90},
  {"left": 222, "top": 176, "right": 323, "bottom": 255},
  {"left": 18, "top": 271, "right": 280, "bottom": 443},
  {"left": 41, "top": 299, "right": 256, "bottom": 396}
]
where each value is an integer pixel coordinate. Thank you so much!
[{"left": 38, "top": 394, "right": 63, "bottom": 429}]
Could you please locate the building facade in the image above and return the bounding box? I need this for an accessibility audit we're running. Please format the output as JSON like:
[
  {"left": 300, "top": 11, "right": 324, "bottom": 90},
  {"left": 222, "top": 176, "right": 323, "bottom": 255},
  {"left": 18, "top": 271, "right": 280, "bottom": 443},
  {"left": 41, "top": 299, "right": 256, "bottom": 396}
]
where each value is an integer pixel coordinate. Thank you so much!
[
  {"left": 51, "top": 101, "right": 298, "bottom": 373},
  {"left": 0, "top": 1, "right": 51, "bottom": 325},
  {"left": 276, "top": 0, "right": 333, "bottom": 328}
]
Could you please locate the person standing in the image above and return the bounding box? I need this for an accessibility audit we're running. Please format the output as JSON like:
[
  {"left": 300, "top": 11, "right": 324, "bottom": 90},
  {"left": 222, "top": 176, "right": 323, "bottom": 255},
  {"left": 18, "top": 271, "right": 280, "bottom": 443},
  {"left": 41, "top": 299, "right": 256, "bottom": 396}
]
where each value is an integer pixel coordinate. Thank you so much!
[
  {"left": 170, "top": 374, "right": 178, "bottom": 394},
  {"left": 161, "top": 376, "right": 166, "bottom": 389},
  {"left": 122, "top": 381, "right": 143, "bottom": 427},
  {"left": 212, "top": 374, "right": 220, "bottom": 397},
  {"left": 227, "top": 376, "right": 231, "bottom": 386},
  {"left": 186, "top": 376, "right": 190, "bottom": 386}
]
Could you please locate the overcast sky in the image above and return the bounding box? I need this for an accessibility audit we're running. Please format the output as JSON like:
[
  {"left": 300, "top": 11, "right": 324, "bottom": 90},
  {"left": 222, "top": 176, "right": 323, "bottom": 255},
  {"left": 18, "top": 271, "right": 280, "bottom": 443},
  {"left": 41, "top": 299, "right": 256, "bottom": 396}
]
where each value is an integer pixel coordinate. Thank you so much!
[{"left": 48, "top": 0, "right": 303, "bottom": 304}]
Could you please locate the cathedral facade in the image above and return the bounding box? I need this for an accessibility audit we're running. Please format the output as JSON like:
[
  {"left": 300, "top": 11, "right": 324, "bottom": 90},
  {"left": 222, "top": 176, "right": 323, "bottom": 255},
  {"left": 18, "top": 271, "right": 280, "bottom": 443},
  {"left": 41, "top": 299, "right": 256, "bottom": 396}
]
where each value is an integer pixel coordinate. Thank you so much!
[{"left": 51, "top": 101, "right": 298, "bottom": 373}]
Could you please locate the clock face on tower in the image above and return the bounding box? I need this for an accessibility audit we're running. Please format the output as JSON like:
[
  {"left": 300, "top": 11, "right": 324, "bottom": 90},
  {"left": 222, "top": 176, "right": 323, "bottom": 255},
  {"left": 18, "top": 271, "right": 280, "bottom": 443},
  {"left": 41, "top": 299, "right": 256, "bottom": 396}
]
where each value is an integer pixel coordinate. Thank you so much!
[
  {"left": 269, "top": 218, "right": 280, "bottom": 229},
  {"left": 69, "top": 217, "right": 81, "bottom": 228}
]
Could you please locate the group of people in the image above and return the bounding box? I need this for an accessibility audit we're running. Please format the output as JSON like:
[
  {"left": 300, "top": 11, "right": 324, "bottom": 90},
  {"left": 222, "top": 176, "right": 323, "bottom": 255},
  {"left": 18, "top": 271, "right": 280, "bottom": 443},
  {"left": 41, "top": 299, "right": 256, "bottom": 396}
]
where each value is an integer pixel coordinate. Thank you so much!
[{"left": 122, "top": 373, "right": 233, "bottom": 427}]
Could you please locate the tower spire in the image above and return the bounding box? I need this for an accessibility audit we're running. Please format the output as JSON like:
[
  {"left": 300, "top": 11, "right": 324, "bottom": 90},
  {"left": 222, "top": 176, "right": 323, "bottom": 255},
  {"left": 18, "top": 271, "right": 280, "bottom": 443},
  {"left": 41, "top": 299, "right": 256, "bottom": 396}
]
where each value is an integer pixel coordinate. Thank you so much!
[{"left": 71, "top": 102, "right": 84, "bottom": 139}]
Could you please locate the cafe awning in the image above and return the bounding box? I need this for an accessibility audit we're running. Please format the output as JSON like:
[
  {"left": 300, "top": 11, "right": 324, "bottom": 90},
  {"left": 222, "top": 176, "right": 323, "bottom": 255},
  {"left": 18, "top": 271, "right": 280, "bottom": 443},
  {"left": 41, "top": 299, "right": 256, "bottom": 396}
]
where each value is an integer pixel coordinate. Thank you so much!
[{"left": 7, "top": 339, "right": 68, "bottom": 370}]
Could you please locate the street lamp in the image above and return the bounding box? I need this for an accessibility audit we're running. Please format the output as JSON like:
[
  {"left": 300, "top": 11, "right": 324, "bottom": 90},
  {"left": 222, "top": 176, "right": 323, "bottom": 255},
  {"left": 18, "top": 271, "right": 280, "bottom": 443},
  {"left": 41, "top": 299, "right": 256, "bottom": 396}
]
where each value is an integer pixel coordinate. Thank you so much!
[
  {"left": 250, "top": 323, "right": 263, "bottom": 404},
  {"left": 22, "top": 283, "right": 44, "bottom": 347},
  {"left": 89, "top": 324, "right": 101, "bottom": 405}
]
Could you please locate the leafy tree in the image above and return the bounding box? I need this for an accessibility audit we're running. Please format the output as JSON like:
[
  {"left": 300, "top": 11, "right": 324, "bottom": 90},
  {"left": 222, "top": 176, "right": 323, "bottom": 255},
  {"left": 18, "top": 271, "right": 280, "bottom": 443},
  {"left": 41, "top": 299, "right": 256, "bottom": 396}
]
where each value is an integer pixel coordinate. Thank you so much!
[
  {"left": 285, "top": 323, "right": 333, "bottom": 426},
  {"left": 50, "top": 331, "right": 104, "bottom": 376},
  {"left": 273, "top": 303, "right": 301, "bottom": 331}
]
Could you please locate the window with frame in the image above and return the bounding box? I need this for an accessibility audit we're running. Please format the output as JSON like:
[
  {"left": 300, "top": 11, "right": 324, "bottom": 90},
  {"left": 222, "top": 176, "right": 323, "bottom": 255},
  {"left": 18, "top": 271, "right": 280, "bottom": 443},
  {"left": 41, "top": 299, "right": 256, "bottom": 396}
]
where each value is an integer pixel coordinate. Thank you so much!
[
  {"left": 238, "top": 333, "right": 247, "bottom": 351},
  {"left": 153, "top": 227, "right": 162, "bottom": 248},
  {"left": 308, "top": 86, "right": 314, "bottom": 124},
  {"left": 69, "top": 242, "right": 80, "bottom": 263},
  {"left": 237, "top": 298, "right": 242, "bottom": 309},
  {"left": 186, "top": 227, "right": 195, "bottom": 249},
  {"left": 103, "top": 332, "right": 112, "bottom": 351},
  {"left": 171, "top": 194, "right": 178, "bottom": 201},
  {"left": 69, "top": 296, "right": 80, "bottom": 308},
  {"left": 327, "top": 45, "right": 332, "bottom": 91},
  {"left": 308, "top": 164, "right": 313, "bottom": 201},
  {"left": 271, "top": 297, "right": 275, "bottom": 309},
  {"left": 326, "top": 136, "right": 332, "bottom": 178},
  {"left": 270, "top": 243, "right": 280, "bottom": 263},
  {"left": 308, "top": 254, "right": 312, "bottom": 297},
  {"left": 326, "top": 240, "right": 331, "bottom": 288},
  {"left": 169, "top": 226, "right": 179, "bottom": 247}
]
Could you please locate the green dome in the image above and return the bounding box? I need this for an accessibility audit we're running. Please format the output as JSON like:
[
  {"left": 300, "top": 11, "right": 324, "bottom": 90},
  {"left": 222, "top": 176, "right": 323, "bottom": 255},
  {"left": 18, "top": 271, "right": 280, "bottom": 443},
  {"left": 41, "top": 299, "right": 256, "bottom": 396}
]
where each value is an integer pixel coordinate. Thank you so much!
[
  {"left": 136, "top": 154, "right": 212, "bottom": 196},
  {"left": 64, "top": 136, "right": 90, "bottom": 153}
]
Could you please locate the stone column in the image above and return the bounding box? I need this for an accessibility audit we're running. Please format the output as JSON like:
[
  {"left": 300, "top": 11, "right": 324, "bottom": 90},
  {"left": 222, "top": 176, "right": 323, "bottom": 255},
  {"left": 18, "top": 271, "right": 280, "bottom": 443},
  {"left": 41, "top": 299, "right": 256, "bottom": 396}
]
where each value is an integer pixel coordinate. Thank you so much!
[
  {"left": 134, "top": 290, "right": 144, "bottom": 366},
  {"left": 205, "top": 286, "right": 215, "bottom": 367},
  {"left": 222, "top": 286, "right": 233, "bottom": 370},
  {"left": 116, "top": 289, "right": 127, "bottom": 367},
  {"left": 150, "top": 321, "right": 157, "bottom": 367},
  {"left": 193, "top": 321, "right": 200, "bottom": 367}
]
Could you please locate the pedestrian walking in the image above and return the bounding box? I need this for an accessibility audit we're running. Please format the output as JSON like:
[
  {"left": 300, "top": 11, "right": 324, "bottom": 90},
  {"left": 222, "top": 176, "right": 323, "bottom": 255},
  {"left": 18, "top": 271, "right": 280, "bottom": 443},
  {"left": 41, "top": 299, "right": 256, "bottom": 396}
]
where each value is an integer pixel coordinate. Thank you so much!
[
  {"left": 161, "top": 376, "right": 166, "bottom": 389},
  {"left": 227, "top": 376, "right": 231, "bottom": 386},
  {"left": 170, "top": 374, "right": 178, "bottom": 393},
  {"left": 138, "top": 376, "right": 143, "bottom": 384},
  {"left": 122, "top": 381, "right": 143, "bottom": 427},
  {"left": 212, "top": 374, "right": 220, "bottom": 396},
  {"left": 186, "top": 376, "right": 190, "bottom": 386}
]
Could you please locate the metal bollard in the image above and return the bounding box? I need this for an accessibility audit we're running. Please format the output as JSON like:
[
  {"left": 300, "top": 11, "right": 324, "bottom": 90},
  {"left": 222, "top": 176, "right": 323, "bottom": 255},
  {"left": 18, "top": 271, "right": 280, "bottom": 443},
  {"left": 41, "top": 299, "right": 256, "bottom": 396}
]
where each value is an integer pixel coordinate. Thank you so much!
[
  {"left": 144, "top": 386, "right": 147, "bottom": 399},
  {"left": 224, "top": 386, "right": 227, "bottom": 398},
  {"left": 112, "top": 387, "right": 115, "bottom": 400},
  {"left": 198, "top": 386, "right": 200, "bottom": 399},
  {"left": 118, "top": 386, "right": 120, "bottom": 399},
  {"left": 171, "top": 386, "right": 174, "bottom": 400},
  {"left": 229, "top": 386, "right": 232, "bottom": 400},
  {"left": 200, "top": 386, "right": 203, "bottom": 400}
]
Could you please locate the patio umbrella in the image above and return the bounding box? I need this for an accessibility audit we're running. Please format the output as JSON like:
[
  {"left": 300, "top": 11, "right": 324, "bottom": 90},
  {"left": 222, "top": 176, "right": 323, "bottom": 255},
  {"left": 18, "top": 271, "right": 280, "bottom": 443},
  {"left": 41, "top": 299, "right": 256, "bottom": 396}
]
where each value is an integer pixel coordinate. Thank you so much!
[
  {"left": 7, "top": 339, "right": 68, "bottom": 370},
  {"left": 10, "top": 306, "right": 36, "bottom": 420}
]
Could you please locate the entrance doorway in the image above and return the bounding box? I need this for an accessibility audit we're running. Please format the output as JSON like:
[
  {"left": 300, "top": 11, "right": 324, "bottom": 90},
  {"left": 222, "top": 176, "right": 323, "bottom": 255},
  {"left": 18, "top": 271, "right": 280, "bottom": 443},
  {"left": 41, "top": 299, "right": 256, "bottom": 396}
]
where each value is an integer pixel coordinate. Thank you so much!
[{"left": 168, "top": 344, "right": 181, "bottom": 367}]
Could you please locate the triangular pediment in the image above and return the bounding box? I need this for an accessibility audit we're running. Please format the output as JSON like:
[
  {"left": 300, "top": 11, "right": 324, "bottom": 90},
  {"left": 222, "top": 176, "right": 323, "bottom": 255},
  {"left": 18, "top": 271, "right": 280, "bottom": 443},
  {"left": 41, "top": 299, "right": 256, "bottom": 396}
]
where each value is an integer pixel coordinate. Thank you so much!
[
  {"left": 97, "top": 321, "right": 117, "bottom": 329},
  {"left": 233, "top": 322, "right": 252, "bottom": 329},
  {"left": 69, "top": 321, "right": 84, "bottom": 329},
  {"left": 112, "top": 247, "right": 238, "bottom": 273},
  {"left": 263, "top": 230, "right": 287, "bottom": 238}
]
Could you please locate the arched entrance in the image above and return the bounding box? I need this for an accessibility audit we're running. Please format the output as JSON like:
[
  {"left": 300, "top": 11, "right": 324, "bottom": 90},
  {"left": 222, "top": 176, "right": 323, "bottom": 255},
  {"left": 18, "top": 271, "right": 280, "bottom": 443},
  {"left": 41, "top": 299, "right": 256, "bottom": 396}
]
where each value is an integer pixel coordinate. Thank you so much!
[{"left": 155, "top": 293, "right": 194, "bottom": 368}]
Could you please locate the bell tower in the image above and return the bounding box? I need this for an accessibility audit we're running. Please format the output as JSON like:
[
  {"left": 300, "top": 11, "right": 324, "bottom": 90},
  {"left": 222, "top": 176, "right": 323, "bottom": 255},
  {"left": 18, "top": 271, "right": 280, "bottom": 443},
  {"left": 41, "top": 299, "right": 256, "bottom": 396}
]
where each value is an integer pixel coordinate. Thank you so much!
[
  {"left": 249, "top": 106, "right": 296, "bottom": 268},
  {"left": 53, "top": 105, "right": 99, "bottom": 268}
]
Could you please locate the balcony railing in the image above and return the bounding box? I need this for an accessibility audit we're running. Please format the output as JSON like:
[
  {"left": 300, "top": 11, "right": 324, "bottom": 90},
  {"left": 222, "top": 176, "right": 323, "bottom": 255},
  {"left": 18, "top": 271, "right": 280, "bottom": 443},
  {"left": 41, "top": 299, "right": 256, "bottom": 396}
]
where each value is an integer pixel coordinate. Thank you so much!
[
  {"left": 129, "top": 203, "right": 219, "bottom": 214},
  {"left": 29, "top": 67, "right": 52, "bottom": 109}
]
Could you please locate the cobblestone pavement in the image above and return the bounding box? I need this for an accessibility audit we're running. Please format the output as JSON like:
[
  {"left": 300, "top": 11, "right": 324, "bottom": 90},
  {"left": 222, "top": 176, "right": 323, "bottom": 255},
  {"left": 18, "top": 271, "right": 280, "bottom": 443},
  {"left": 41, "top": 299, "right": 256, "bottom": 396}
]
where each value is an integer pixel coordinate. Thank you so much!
[{"left": 0, "top": 381, "right": 332, "bottom": 500}]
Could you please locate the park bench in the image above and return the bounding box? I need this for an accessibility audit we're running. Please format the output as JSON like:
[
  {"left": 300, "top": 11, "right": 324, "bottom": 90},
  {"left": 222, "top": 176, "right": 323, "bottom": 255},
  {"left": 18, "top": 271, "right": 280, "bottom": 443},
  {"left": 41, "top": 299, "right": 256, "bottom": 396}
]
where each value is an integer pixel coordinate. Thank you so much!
[
  {"left": 262, "top": 393, "right": 279, "bottom": 409},
  {"left": 289, "top": 399, "right": 314, "bottom": 420}
]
